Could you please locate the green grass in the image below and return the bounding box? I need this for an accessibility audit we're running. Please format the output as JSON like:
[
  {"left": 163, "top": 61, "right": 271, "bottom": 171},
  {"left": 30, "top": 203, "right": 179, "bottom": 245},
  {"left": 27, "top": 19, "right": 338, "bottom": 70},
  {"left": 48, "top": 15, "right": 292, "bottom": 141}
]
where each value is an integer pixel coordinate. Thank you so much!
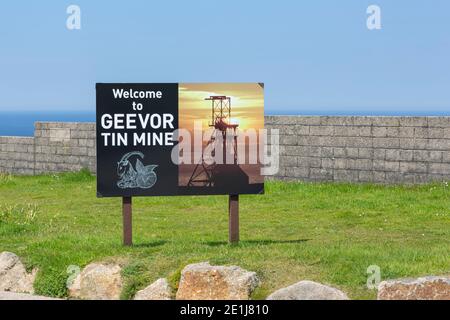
[{"left": 0, "top": 170, "right": 449, "bottom": 299}]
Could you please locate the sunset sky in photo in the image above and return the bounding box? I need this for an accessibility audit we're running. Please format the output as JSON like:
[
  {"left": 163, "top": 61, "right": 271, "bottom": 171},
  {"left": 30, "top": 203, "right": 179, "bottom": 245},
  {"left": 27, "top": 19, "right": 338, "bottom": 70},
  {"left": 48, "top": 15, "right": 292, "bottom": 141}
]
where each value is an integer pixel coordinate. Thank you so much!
[{"left": 179, "top": 83, "right": 264, "bottom": 132}]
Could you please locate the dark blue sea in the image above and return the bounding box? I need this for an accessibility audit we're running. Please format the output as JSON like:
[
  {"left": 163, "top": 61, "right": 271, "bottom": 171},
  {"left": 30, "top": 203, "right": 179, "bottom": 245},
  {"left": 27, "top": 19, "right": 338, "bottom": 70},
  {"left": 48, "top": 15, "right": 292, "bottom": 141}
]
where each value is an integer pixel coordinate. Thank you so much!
[{"left": 0, "top": 111, "right": 95, "bottom": 136}]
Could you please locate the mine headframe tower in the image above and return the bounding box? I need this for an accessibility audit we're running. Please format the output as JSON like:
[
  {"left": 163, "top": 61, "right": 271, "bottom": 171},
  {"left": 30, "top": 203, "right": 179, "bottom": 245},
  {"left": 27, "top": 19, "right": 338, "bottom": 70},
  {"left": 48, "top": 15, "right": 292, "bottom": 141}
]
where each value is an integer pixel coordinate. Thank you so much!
[{"left": 187, "top": 95, "right": 239, "bottom": 187}]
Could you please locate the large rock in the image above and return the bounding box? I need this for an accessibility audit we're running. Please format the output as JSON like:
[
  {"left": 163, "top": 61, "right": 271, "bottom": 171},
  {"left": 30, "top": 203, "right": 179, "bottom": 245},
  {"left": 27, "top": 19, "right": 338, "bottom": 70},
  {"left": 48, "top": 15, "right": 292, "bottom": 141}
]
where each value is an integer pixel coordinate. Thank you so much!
[
  {"left": 0, "top": 291, "right": 61, "bottom": 300},
  {"left": 68, "top": 263, "right": 123, "bottom": 300},
  {"left": 0, "top": 252, "right": 36, "bottom": 294},
  {"left": 176, "top": 262, "right": 259, "bottom": 300},
  {"left": 134, "top": 278, "right": 172, "bottom": 300},
  {"left": 378, "top": 276, "right": 450, "bottom": 300},
  {"left": 266, "top": 280, "right": 349, "bottom": 300}
]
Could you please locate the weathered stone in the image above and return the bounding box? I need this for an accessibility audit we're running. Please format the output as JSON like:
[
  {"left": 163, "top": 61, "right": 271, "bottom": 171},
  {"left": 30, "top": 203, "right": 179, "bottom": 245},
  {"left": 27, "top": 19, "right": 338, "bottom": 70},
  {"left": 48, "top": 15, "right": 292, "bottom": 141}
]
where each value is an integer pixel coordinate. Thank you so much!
[
  {"left": 68, "top": 263, "right": 122, "bottom": 300},
  {"left": 176, "top": 262, "right": 259, "bottom": 300},
  {"left": 134, "top": 278, "right": 172, "bottom": 300},
  {"left": 266, "top": 280, "right": 349, "bottom": 300},
  {"left": 377, "top": 276, "right": 450, "bottom": 300},
  {"left": 0, "top": 252, "right": 36, "bottom": 294},
  {"left": 49, "top": 128, "right": 71, "bottom": 142},
  {"left": 0, "top": 291, "right": 61, "bottom": 300}
]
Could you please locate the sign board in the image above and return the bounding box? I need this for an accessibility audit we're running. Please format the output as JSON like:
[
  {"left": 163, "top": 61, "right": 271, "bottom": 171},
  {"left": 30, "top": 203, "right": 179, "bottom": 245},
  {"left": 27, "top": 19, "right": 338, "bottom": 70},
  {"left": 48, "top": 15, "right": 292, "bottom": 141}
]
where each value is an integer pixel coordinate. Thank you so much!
[{"left": 96, "top": 83, "right": 264, "bottom": 198}]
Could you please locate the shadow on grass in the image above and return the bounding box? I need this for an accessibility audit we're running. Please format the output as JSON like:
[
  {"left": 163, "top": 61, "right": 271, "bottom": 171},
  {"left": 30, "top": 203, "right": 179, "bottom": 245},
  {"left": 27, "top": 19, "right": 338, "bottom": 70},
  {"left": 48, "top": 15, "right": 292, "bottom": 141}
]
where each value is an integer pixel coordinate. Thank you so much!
[
  {"left": 203, "top": 239, "right": 310, "bottom": 247},
  {"left": 131, "top": 240, "right": 167, "bottom": 248}
]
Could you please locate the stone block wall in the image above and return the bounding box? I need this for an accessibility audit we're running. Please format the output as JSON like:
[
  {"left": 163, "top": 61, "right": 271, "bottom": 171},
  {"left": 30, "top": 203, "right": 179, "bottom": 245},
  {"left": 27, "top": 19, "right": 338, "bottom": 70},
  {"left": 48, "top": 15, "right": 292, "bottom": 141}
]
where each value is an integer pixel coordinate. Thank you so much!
[
  {"left": 0, "top": 136, "right": 35, "bottom": 175},
  {"left": 34, "top": 122, "right": 96, "bottom": 174},
  {"left": 266, "top": 116, "right": 450, "bottom": 183},
  {"left": 1, "top": 117, "right": 450, "bottom": 184},
  {"left": 0, "top": 122, "right": 96, "bottom": 176}
]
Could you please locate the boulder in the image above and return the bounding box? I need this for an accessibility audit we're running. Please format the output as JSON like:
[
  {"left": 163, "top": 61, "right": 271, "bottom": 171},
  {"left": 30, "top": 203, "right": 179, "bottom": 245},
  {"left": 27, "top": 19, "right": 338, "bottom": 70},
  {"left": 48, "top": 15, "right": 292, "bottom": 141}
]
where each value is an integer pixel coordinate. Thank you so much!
[
  {"left": 176, "top": 262, "right": 259, "bottom": 300},
  {"left": 134, "top": 278, "right": 172, "bottom": 300},
  {"left": 0, "top": 252, "right": 36, "bottom": 294},
  {"left": 378, "top": 276, "right": 450, "bottom": 300},
  {"left": 0, "top": 291, "right": 61, "bottom": 300},
  {"left": 266, "top": 280, "right": 349, "bottom": 300},
  {"left": 68, "top": 263, "right": 122, "bottom": 300}
]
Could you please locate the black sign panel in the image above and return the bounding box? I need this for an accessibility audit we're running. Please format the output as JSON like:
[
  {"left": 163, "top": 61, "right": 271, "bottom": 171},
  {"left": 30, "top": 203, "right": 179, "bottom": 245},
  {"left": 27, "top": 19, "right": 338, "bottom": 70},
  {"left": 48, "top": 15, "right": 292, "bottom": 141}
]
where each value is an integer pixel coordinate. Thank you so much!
[{"left": 96, "top": 83, "right": 264, "bottom": 197}]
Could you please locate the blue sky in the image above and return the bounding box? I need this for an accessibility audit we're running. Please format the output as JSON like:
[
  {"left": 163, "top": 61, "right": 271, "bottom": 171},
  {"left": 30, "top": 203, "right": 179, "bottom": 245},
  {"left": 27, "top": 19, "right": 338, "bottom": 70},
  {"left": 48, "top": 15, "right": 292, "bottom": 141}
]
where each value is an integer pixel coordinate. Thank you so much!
[{"left": 0, "top": 1, "right": 449, "bottom": 115}]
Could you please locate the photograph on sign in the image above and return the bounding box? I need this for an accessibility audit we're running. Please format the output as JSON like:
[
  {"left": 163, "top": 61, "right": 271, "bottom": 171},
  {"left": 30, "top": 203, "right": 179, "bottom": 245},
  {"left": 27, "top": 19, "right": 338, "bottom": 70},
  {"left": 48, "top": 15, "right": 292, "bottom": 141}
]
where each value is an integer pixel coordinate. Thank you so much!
[{"left": 96, "top": 83, "right": 264, "bottom": 197}]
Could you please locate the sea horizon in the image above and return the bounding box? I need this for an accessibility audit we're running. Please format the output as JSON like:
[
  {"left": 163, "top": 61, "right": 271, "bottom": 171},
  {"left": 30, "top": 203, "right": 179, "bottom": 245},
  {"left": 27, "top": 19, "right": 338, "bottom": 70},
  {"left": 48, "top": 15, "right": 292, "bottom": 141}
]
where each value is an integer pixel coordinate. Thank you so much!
[
  {"left": 1, "top": 109, "right": 450, "bottom": 137},
  {"left": 0, "top": 111, "right": 95, "bottom": 137}
]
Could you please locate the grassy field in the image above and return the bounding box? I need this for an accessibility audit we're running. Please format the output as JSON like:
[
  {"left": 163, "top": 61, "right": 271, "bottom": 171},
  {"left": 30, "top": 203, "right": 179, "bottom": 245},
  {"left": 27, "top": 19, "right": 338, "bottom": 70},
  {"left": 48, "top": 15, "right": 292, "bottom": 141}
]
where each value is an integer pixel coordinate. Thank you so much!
[{"left": 0, "top": 170, "right": 449, "bottom": 299}]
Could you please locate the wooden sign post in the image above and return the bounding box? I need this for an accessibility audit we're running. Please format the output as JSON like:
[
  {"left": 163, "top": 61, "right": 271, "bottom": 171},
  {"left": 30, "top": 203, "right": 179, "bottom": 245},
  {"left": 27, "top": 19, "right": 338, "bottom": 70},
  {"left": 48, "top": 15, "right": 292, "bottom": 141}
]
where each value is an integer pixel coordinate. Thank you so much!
[
  {"left": 228, "top": 194, "right": 239, "bottom": 243},
  {"left": 122, "top": 197, "right": 132, "bottom": 246}
]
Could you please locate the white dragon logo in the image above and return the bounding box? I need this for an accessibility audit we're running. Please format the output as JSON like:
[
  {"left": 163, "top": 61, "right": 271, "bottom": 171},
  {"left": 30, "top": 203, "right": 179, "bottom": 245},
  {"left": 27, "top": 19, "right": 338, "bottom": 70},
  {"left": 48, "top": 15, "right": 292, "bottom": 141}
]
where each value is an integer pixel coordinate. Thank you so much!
[{"left": 116, "top": 151, "right": 158, "bottom": 189}]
